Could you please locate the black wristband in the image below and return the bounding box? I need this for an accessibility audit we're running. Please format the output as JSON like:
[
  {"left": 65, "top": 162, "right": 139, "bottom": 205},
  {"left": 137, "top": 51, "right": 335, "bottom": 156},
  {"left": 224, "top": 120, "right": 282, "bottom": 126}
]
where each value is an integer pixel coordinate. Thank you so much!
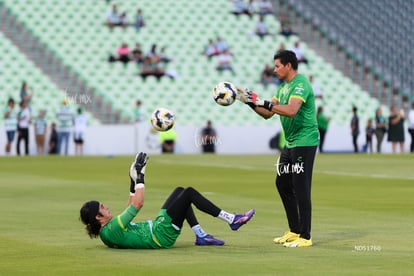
[
  {"left": 263, "top": 100, "right": 273, "bottom": 111},
  {"left": 130, "top": 177, "right": 135, "bottom": 193},
  {"left": 246, "top": 102, "right": 256, "bottom": 110},
  {"left": 137, "top": 174, "right": 145, "bottom": 184},
  {"left": 130, "top": 174, "right": 145, "bottom": 193}
]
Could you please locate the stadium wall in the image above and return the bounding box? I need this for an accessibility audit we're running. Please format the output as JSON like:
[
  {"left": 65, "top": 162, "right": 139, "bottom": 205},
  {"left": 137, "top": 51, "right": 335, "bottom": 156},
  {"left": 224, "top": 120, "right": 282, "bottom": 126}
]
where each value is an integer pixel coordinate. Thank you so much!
[{"left": 0, "top": 124, "right": 398, "bottom": 156}]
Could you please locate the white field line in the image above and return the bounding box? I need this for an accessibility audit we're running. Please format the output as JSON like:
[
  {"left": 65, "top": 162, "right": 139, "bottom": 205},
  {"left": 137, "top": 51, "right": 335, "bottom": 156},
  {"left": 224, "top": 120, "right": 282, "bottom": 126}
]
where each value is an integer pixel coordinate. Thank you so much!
[
  {"left": 156, "top": 159, "right": 414, "bottom": 180},
  {"left": 317, "top": 170, "right": 414, "bottom": 181}
]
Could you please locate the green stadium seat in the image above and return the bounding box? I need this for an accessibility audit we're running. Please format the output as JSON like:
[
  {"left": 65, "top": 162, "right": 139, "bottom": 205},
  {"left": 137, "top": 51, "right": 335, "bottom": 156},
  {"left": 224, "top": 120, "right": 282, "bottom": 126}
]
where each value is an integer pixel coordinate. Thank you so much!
[{"left": 0, "top": 0, "right": 381, "bottom": 127}]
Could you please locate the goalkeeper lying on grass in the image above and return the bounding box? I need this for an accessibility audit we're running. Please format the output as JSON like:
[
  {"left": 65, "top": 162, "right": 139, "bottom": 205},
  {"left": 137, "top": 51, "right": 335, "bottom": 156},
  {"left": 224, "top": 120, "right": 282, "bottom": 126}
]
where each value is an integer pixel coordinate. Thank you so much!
[{"left": 80, "top": 152, "right": 255, "bottom": 249}]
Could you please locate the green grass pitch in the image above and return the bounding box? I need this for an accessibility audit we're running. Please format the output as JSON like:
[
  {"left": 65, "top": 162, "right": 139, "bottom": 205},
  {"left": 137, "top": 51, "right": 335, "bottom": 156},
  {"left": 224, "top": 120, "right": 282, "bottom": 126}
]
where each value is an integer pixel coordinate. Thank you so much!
[{"left": 0, "top": 154, "right": 413, "bottom": 275}]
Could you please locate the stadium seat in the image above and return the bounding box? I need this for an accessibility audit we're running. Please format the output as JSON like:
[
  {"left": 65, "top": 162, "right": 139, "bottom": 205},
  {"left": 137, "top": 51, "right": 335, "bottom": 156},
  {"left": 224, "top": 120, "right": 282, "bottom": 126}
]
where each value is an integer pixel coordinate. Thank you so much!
[{"left": 0, "top": 0, "right": 384, "bottom": 126}]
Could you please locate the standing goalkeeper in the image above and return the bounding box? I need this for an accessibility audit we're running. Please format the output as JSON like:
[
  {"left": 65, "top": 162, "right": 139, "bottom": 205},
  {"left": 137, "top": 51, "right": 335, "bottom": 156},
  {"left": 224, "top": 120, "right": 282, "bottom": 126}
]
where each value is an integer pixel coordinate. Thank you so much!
[{"left": 237, "top": 50, "right": 319, "bottom": 247}]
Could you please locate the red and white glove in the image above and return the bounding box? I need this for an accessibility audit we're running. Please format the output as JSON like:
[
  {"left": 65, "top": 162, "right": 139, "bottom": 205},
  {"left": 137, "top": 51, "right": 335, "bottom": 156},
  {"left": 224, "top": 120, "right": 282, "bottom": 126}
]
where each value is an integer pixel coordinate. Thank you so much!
[{"left": 236, "top": 86, "right": 273, "bottom": 111}]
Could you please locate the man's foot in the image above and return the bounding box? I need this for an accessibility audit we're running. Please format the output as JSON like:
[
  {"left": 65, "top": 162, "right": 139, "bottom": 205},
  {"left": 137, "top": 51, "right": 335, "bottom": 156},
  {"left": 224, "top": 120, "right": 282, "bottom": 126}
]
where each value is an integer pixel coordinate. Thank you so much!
[
  {"left": 229, "top": 209, "right": 255, "bottom": 231},
  {"left": 283, "top": 237, "right": 312, "bottom": 248},
  {"left": 273, "top": 231, "right": 300, "bottom": 244},
  {"left": 195, "top": 235, "right": 225, "bottom": 246}
]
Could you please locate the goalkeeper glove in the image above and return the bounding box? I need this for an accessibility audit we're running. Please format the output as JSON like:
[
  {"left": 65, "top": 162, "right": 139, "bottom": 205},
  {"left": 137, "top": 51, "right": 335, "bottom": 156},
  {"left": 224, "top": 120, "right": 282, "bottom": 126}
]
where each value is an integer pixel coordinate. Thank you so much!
[
  {"left": 235, "top": 86, "right": 257, "bottom": 110},
  {"left": 246, "top": 91, "right": 274, "bottom": 111},
  {"left": 129, "top": 152, "right": 149, "bottom": 193}
]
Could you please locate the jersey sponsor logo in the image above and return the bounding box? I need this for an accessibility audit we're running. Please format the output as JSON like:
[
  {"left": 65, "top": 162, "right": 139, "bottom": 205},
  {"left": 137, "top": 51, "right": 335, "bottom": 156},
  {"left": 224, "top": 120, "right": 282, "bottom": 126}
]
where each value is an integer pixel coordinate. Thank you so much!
[{"left": 294, "top": 85, "right": 304, "bottom": 95}]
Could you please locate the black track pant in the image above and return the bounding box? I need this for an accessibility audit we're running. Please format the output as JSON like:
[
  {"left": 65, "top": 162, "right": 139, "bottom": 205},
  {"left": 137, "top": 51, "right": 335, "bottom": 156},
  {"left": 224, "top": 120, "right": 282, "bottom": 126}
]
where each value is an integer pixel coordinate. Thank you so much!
[
  {"left": 275, "top": 146, "right": 317, "bottom": 240},
  {"left": 162, "top": 187, "right": 221, "bottom": 229},
  {"left": 17, "top": 127, "right": 29, "bottom": 155}
]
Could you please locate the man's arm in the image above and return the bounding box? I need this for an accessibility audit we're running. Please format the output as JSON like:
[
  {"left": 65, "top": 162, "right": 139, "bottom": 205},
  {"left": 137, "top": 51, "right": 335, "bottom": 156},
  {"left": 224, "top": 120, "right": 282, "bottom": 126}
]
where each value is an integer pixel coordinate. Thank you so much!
[
  {"left": 250, "top": 98, "right": 277, "bottom": 119},
  {"left": 249, "top": 97, "right": 303, "bottom": 119},
  {"left": 127, "top": 187, "right": 144, "bottom": 210},
  {"left": 128, "top": 152, "right": 149, "bottom": 210},
  {"left": 270, "top": 97, "right": 303, "bottom": 118},
  {"left": 237, "top": 87, "right": 302, "bottom": 119}
]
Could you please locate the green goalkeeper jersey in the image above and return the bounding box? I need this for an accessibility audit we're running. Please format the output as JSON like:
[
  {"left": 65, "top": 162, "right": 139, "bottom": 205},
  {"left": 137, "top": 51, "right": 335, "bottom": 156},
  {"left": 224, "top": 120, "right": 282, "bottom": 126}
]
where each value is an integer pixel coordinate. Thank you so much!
[
  {"left": 99, "top": 205, "right": 181, "bottom": 249},
  {"left": 274, "top": 74, "right": 319, "bottom": 148}
]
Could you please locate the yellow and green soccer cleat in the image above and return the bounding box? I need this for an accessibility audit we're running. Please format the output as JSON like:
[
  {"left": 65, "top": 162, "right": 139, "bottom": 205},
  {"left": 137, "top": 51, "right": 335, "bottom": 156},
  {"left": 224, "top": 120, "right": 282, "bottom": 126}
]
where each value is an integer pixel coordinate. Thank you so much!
[
  {"left": 283, "top": 237, "right": 313, "bottom": 248},
  {"left": 273, "top": 231, "right": 300, "bottom": 244}
]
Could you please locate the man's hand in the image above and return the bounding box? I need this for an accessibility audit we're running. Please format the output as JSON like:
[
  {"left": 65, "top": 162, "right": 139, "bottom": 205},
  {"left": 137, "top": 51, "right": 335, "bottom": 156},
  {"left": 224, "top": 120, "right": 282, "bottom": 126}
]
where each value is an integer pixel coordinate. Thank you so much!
[
  {"left": 246, "top": 92, "right": 273, "bottom": 111},
  {"left": 129, "top": 152, "right": 149, "bottom": 193},
  {"left": 235, "top": 86, "right": 249, "bottom": 103},
  {"left": 236, "top": 86, "right": 257, "bottom": 110},
  {"left": 237, "top": 87, "right": 273, "bottom": 111}
]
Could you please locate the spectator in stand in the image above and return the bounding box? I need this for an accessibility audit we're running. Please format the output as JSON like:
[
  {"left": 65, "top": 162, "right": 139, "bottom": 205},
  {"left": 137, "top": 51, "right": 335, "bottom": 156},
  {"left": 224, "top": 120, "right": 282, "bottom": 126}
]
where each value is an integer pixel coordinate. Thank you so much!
[
  {"left": 276, "top": 42, "right": 286, "bottom": 53},
  {"left": 4, "top": 98, "right": 18, "bottom": 155},
  {"left": 309, "top": 75, "right": 322, "bottom": 100},
  {"left": 74, "top": 108, "right": 88, "bottom": 156},
  {"left": 316, "top": 106, "right": 329, "bottom": 153},
  {"left": 20, "top": 81, "right": 33, "bottom": 107},
  {"left": 200, "top": 120, "right": 217, "bottom": 153},
  {"left": 408, "top": 102, "right": 414, "bottom": 153},
  {"left": 140, "top": 56, "right": 165, "bottom": 82},
  {"left": 279, "top": 22, "right": 297, "bottom": 38},
  {"left": 257, "top": 0, "right": 274, "bottom": 16},
  {"left": 255, "top": 15, "right": 271, "bottom": 40},
  {"left": 16, "top": 100, "right": 31, "bottom": 156},
  {"left": 203, "top": 39, "right": 219, "bottom": 60},
  {"left": 374, "top": 107, "right": 387, "bottom": 153},
  {"left": 387, "top": 105, "right": 405, "bottom": 154},
  {"left": 48, "top": 122, "right": 58, "bottom": 155},
  {"left": 137, "top": 43, "right": 177, "bottom": 81},
  {"left": 117, "top": 43, "right": 131, "bottom": 65},
  {"left": 146, "top": 44, "right": 160, "bottom": 62},
  {"left": 34, "top": 109, "right": 47, "bottom": 155},
  {"left": 132, "top": 43, "right": 144, "bottom": 65},
  {"left": 216, "top": 49, "right": 236, "bottom": 76},
  {"left": 260, "top": 63, "right": 280, "bottom": 88},
  {"left": 56, "top": 99, "right": 74, "bottom": 156},
  {"left": 230, "top": 0, "right": 253, "bottom": 19},
  {"left": 215, "top": 36, "right": 229, "bottom": 54},
  {"left": 290, "top": 41, "right": 308, "bottom": 65},
  {"left": 134, "top": 9, "right": 145, "bottom": 32},
  {"left": 159, "top": 46, "right": 172, "bottom": 65},
  {"left": 364, "top": 119, "right": 375, "bottom": 154},
  {"left": 119, "top": 12, "right": 130, "bottom": 28},
  {"left": 108, "top": 43, "right": 131, "bottom": 65},
  {"left": 106, "top": 4, "right": 121, "bottom": 29}
]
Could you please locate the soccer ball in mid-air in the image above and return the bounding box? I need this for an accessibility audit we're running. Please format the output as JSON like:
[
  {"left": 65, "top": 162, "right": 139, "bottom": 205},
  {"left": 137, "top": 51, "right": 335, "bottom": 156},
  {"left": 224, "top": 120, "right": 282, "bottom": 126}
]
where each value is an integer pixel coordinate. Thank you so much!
[
  {"left": 212, "top": 81, "right": 237, "bottom": 106},
  {"left": 150, "top": 107, "right": 175, "bottom": 131}
]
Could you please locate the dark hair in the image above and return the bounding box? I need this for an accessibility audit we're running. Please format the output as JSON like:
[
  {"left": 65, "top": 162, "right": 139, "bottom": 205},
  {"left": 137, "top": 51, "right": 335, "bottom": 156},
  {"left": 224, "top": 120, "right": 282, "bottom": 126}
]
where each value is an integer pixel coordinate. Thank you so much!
[
  {"left": 7, "top": 98, "right": 15, "bottom": 105},
  {"left": 80, "top": 201, "right": 101, "bottom": 239},
  {"left": 274, "top": 50, "right": 298, "bottom": 70}
]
